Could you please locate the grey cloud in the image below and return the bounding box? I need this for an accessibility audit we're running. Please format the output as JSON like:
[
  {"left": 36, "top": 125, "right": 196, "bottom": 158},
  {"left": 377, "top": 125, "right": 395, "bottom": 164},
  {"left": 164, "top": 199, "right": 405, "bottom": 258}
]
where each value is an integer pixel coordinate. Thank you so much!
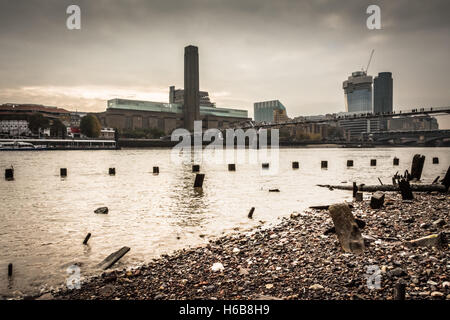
[{"left": 0, "top": 0, "right": 449, "bottom": 125}]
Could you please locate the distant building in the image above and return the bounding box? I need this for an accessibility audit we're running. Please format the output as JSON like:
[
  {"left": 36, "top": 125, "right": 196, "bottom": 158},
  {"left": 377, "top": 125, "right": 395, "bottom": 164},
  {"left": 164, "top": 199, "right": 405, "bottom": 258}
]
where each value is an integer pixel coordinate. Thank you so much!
[
  {"left": 0, "top": 120, "right": 31, "bottom": 136},
  {"left": 343, "top": 71, "right": 373, "bottom": 113},
  {"left": 69, "top": 112, "right": 87, "bottom": 127},
  {"left": 98, "top": 98, "right": 249, "bottom": 135},
  {"left": 98, "top": 45, "right": 250, "bottom": 135},
  {"left": 254, "top": 100, "right": 287, "bottom": 123},
  {"left": 338, "top": 118, "right": 382, "bottom": 140},
  {"left": 373, "top": 72, "right": 393, "bottom": 114},
  {"left": 100, "top": 128, "right": 116, "bottom": 139},
  {"left": 0, "top": 104, "right": 71, "bottom": 137},
  {"left": 293, "top": 114, "right": 336, "bottom": 122},
  {"left": 169, "top": 86, "right": 215, "bottom": 108},
  {"left": 279, "top": 122, "right": 348, "bottom": 142},
  {"left": 336, "top": 112, "right": 439, "bottom": 140},
  {"left": 183, "top": 45, "right": 201, "bottom": 131},
  {"left": 273, "top": 108, "right": 290, "bottom": 123},
  {"left": 387, "top": 115, "right": 438, "bottom": 131},
  {"left": 0, "top": 103, "right": 70, "bottom": 121}
]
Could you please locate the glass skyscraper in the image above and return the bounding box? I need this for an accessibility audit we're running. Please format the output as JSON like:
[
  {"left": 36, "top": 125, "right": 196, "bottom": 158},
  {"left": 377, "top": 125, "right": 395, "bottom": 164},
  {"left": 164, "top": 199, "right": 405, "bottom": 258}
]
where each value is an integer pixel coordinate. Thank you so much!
[
  {"left": 343, "top": 71, "right": 373, "bottom": 113},
  {"left": 373, "top": 72, "right": 393, "bottom": 114},
  {"left": 253, "top": 100, "right": 286, "bottom": 123}
]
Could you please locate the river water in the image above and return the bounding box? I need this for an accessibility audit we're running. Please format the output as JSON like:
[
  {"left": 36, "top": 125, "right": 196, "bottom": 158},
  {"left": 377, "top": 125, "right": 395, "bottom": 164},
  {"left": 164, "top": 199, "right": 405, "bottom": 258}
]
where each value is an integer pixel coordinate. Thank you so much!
[{"left": 0, "top": 147, "right": 449, "bottom": 297}]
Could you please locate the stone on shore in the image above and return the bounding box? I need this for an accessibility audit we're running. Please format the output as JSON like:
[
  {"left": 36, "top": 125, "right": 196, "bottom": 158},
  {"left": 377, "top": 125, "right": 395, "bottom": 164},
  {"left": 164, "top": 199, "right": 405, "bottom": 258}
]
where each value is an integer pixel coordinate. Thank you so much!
[
  {"left": 309, "top": 284, "right": 324, "bottom": 290},
  {"left": 431, "top": 291, "right": 444, "bottom": 298},
  {"left": 432, "top": 219, "right": 446, "bottom": 227},
  {"left": 370, "top": 192, "right": 385, "bottom": 209},
  {"left": 94, "top": 207, "right": 109, "bottom": 214},
  {"left": 36, "top": 293, "right": 54, "bottom": 300},
  {"left": 238, "top": 267, "right": 249, "bottom": 275},
  {"left": 404, "top": 232, "right": 447, "bottom": 249},
  {"left": 211, "top": 262, "right": 224, "bottom": 272},
  {"left": 328, "top": 203, "right": 365, "bottom": 254}
]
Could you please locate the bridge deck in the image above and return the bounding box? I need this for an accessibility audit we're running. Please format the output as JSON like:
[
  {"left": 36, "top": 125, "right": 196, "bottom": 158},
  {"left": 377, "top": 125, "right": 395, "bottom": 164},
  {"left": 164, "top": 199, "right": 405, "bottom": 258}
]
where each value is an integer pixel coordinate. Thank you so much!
[{"left": 242, "top": 106, "right": 450, "bottom": 129}]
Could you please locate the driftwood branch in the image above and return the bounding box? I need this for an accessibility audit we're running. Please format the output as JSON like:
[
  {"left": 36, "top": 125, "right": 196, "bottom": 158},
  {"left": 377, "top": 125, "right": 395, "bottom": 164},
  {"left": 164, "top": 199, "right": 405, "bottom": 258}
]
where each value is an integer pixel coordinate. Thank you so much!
[{"left": 317, "top": 184, "right": 447, "bottom": 192}]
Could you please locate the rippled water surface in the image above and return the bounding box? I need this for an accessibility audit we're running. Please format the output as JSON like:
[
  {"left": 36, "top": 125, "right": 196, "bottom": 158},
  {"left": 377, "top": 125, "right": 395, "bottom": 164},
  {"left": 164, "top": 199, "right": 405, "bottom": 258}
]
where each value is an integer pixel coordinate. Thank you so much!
[{"left": 0, "top": 147, "right": 449, "bottom": 297}]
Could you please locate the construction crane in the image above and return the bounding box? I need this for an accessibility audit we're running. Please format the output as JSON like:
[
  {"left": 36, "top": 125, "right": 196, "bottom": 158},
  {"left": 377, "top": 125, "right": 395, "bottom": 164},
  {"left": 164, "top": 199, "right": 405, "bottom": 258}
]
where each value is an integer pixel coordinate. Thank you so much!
[{"left": 364, "top": 49, "right": 375, "bottom": 74}]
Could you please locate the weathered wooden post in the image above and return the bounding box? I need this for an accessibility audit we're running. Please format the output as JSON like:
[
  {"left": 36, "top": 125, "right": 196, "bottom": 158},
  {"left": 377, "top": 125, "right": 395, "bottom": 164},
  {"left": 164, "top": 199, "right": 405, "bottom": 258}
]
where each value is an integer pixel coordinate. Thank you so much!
[
  {"left": 248, "top": 207, "right": 255, "bottom": 219},
  {"left": 8, "top": 263, "right": 13, "bottom": 277},
  {"left": 153, "top": 166, "right": 159, "bottom": 174},
  {"left": 404, "top": 169, "right": 411, "bottom": 181},
  {"left": 392, "top": 177, "right": 397, "bottom": 185},
  {"left": 5, "top": 168, "right": 14, "bottom": 181},
  {"left": 292, "top": 161, "right": 299, "bottom": 169},
  {"left": 370, "top": 192, "right": 385, "bottom": 209},
  {"left": 192, "top": 165, "right": 200, "bottom": 173},
  {"left": 355, "top": 192, "right": 363, "bottom": 202},
  {"left": 410, "top": 154, "right": 425, "bottom": 181},
  {"left": 83, "top": 233, "right": 92, "bottom": 245},
  {"left": 398, "top": 178, "right": 414, "bottom": 200},
  {"left": 60, "top": 168, "right": 67, "bottom": 177},
  {"left": 109, "top": 168, "right": 116, "bottom": 175},
  {"left": 394, "top": 281, "right": 406, "bottom": 300},
  {"left": 370, "top": 159, "right": 377, "bottom": 166},
  {"left": 262, "top": 163, "right": 269, "bottom": 169},
  {"left": 442, "top": 166, "right": 450, "bottom": 191},
  {"left": 228, "top": 164, "right": 236, "bottom": 171},
  {"left": 432, "top": 157, "right": 439, "bottom": 164},
  {"left": 98, "top": 247, "right": 131, "bottom": 270},
  {"left": 194, "top": 173, "right": 205, "bottom": 188},
  {"left": 328, "top": 203, "right": 365, "bottom": 254},
  {"left": 347, "top": 160, "right": 354, "bottom": 167},
  {"left": 321, "top": 161, "right": 328, "bottom": 169}
]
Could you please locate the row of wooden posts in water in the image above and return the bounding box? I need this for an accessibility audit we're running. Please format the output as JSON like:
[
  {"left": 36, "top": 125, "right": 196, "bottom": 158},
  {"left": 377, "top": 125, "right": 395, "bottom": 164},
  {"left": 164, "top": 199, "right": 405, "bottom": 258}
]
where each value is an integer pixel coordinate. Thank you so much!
[
  {"left": 319, "top": 154, "right": 450, "bottom": 200},
  {"left": 3, "top": 156, "right": 441, "bottom": 182}
]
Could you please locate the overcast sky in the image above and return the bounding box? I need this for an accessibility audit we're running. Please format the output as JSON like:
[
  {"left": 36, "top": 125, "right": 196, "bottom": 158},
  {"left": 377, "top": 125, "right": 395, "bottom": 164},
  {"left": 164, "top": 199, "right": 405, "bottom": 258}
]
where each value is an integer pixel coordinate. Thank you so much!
[{"left": 0, "top": 0, "right": 449, "bottom": 126}]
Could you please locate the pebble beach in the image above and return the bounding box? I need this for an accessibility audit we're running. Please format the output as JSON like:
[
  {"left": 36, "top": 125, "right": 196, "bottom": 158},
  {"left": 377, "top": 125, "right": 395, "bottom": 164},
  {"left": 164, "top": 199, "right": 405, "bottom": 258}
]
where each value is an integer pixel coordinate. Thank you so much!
[{"left": 51, "top": 192, "right": 449, "bottom": 300}]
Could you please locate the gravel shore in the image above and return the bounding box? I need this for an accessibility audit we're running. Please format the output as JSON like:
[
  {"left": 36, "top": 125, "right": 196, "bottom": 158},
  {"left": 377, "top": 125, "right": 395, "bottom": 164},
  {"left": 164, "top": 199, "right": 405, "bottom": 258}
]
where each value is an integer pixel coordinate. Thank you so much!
[{"left": 54, "top": 192, "right": 449, "bottom": 300}]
